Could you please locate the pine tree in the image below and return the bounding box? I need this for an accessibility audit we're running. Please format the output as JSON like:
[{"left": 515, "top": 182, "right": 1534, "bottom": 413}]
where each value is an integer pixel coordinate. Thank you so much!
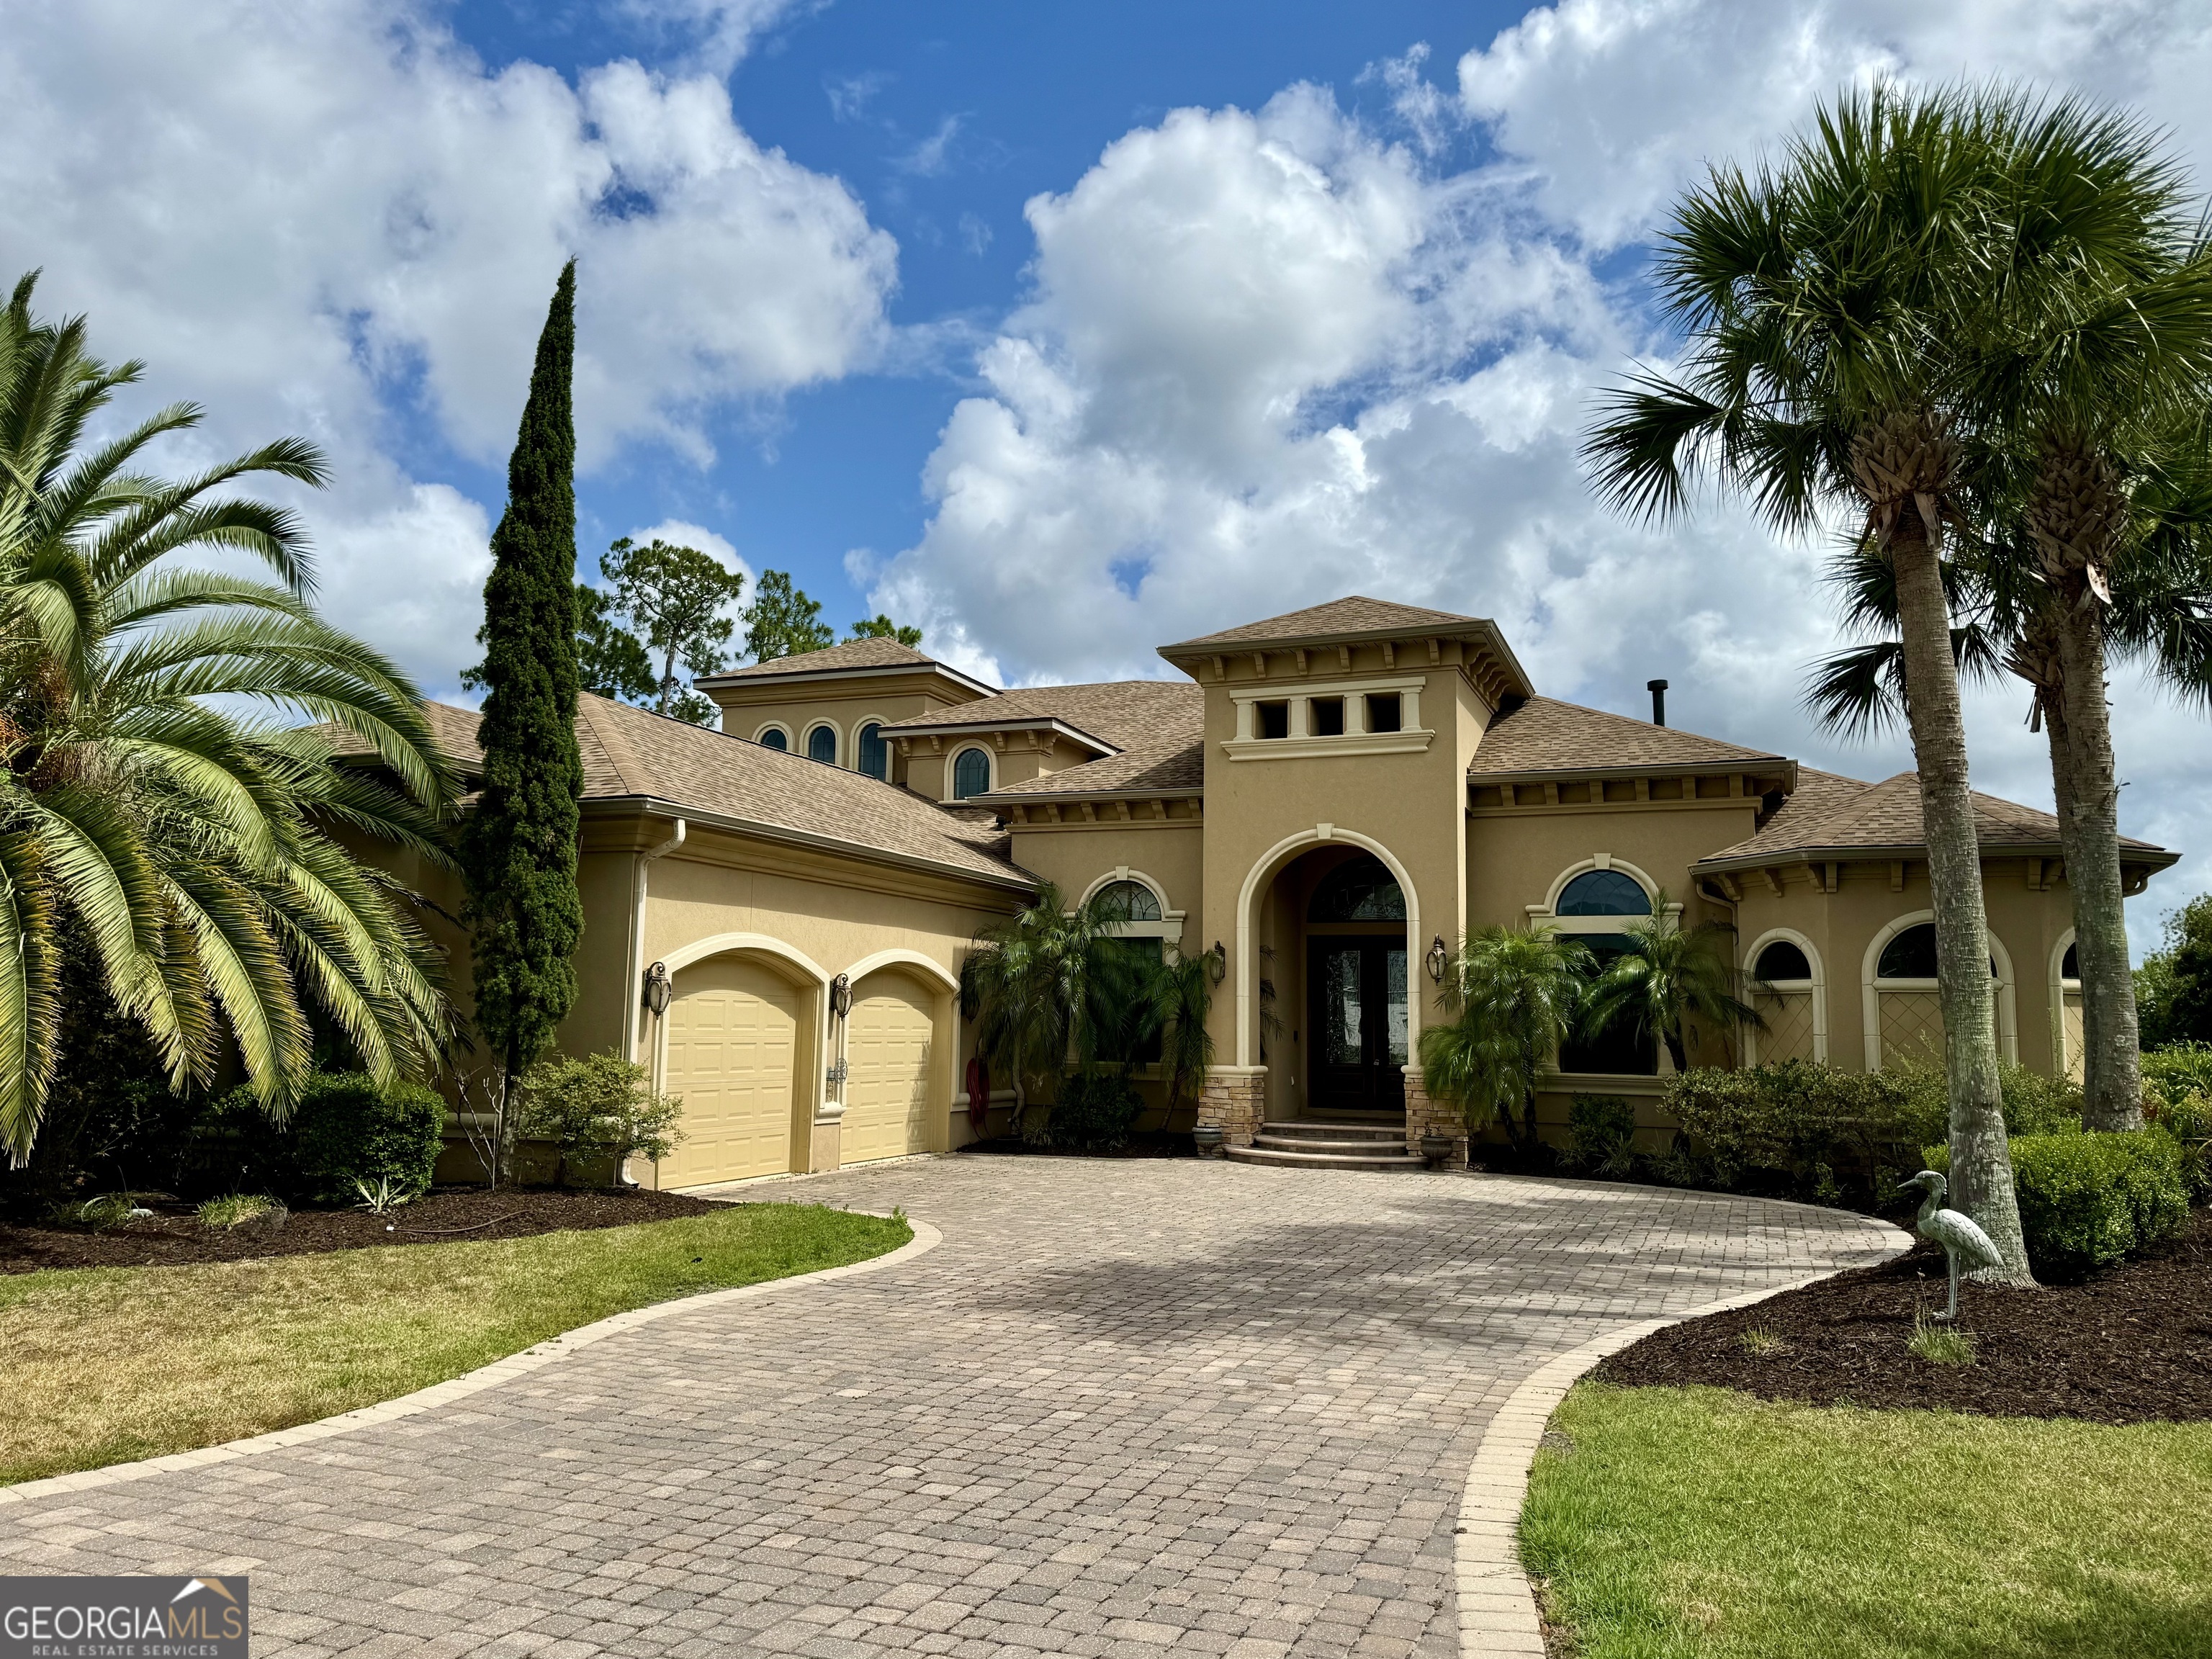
[{"left": 461, "top": 261, "right": 585, "bottom": 1089}]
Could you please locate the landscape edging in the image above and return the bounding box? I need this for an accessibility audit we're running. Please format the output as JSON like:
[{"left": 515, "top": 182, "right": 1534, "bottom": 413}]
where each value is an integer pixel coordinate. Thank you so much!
[
  {"left": 1454, "top": 1221, "right": 1910, "bottom": 1658},
  {"left": 0, "top": 1212, "right": 940, "bottom": 1508}
]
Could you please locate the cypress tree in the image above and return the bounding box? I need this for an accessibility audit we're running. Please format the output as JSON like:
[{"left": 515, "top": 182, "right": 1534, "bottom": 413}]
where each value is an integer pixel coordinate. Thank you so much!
[{"left": 462, "top": 261, "right": 585, "bottom": 1088}]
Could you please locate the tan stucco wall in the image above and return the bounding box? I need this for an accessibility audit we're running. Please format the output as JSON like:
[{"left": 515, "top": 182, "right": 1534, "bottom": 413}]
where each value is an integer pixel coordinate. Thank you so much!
[
  {"left": 704, "top": 667, "right": 981, "bottom": 783},
  {"left": 901, "top": 730, "right": 1107, "bottom": 803}
]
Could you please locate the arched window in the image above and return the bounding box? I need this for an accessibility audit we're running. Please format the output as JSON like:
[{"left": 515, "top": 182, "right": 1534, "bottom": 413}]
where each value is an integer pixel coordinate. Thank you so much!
[
  {"left": 1876, "top": 923, "right": 1995, "bottom": 981},
  {"left": 1309, "top": 855, "right": 1406, "bottom": 922},
  {"left": 757, "top": 727, "right": 788, "bottom": 752},
  {"left": 2062, "top": 941, "right": 2079, "bottom": 980},
  {"left": 857, "top": 722, "right": 889, "bottom": 780},
  {"left": 1753, "top": 940, "right": 1813, "bottom": 982},
  {"left": 1867, "top": 919, "right": 2012, "bottom": 1071},
  {"left": 1096, "top": 879, "right": 1161, "bottom": 922},
  {"left": 807, "top": 725, "right": 838, "bottom": 765},
  {"left": 951, "top": 747, "right": 991, "bottom": 799},
  {"left": 2056, "top": 935, "right": 2085, "bottom": 1083},
  {"left": 1557, "top": 869, "right": 1653, "bottom": 917}
]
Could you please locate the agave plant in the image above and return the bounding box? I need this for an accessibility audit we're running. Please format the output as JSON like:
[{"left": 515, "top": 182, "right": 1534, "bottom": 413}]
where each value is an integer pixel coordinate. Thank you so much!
[{"left": 0, "top": 272, "right": 457, "bottom": 1159}]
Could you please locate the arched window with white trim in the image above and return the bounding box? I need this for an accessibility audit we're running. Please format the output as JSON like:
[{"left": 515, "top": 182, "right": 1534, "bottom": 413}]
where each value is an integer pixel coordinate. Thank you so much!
[
  {"left": 1534, "top": 858, "right": 1668, "bottom": 1076},
  {"left": 2051, "top": 932, "right": 2084, "bottom": 1082},
  {"left": 1745, "top": 930, "right": 1825, "bottom": 1065},
  {"left": 756, "top": 725, "right": 789, "bottom": 752},
  {"left": 857, "top": 721, "right": 889, "bottom": 780},
  {"left": 807, "top": 724, "right": 839, "bottom": 765},
  {"left": 1863, "top": 914, "right": 2016, "bottom": 1071},
  {"left": 951, "top": 746, "right": 992, "bottom": 799}
]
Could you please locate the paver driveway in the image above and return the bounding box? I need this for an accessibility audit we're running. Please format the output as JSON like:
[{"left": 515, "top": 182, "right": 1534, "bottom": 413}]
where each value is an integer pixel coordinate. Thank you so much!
[{"left": 2, "top": 1159, "right": 1897, "bottom": 1658}]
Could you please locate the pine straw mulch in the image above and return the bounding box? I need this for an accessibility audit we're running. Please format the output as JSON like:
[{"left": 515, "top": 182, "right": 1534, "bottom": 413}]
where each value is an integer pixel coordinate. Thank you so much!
[
  {"left": 0, "top": 1185, "right": 727, "bottom": 1274},
  {"left": 1593, "top": 1207, "right": 2212, "bottom": 1424}
]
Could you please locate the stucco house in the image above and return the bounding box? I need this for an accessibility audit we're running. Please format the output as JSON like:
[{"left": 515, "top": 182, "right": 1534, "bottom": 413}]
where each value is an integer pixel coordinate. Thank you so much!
[{"left": 359, "top": 595, "right": 2175, "bottom": 1187}]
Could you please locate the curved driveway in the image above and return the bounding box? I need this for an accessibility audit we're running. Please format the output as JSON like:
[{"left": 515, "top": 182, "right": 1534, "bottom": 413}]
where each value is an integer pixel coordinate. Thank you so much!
[{"left": 1, "top": 1160, "right": 1897, "bottom": 1658}]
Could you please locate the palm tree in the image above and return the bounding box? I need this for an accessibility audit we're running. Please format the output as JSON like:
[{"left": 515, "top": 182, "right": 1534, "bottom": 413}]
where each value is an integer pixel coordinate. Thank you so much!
[
  {"left": 0, "top": 272, "right": 457, "bottom": 1159},
  {"left": 1581, "top": 82, "right": 2086, "bottom": 1281},
  {"left": 1579, "top": 892, "right": 1762, "bottom": 1074},
  {"left": 1418, "top": 925, "right": 1591, "bottom": 1149},
  {"left": 1143, "top": 949, "right": 1215, "bottom": 1127},
  {"left": 960, "top": 881, "right": 1134, "bottom": 1137}
]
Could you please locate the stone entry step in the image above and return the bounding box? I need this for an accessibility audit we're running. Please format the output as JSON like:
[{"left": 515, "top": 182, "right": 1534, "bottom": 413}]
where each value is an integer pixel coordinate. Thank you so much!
[
  {"left": 1224, "top": 1143, "right": 1430, "bottom": 1172},
  {"left": 1224, "top": 1120, "right": 1429, "bottom": 1172},
  {"left": 1255, "top": 1120, "right": 1408, "bottom": 1143}
]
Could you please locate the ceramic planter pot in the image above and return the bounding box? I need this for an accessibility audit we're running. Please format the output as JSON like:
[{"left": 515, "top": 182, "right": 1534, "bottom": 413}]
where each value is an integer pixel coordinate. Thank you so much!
[
  {"left": 1420, "top": 1134, "right": 1457, "bottom": 1165},
  {"left": 1192, "top": 1125, "right": 1227, "bottom": 1156}
]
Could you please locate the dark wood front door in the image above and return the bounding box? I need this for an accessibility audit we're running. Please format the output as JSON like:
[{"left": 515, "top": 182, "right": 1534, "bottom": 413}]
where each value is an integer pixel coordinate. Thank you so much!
[{"left": 1308, "top": 935, "right": 1408, "bottom": 1115}]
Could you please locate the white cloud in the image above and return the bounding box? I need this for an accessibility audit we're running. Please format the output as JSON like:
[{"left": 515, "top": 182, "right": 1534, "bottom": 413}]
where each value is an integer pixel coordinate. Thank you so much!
[
  {"left": 0, "top": 0, "right": 896, "bottom": 696},
  {"left": 872, "top": 3, "right": 2212, "bottom": 950}
]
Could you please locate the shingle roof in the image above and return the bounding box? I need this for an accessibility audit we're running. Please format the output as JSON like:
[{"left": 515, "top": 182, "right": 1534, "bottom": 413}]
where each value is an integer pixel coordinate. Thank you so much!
[
  {"left": 982, "top": 734, "right": 1207, "bottom": 801},
  {"left": 1470, "top": 697, "right": 1788, "bottom": 778},
  {"left": 1696, "top": 770, "right": 2172, "bottom": 868},
  {"left": 319, "top": 698, "right": 1031, "bottom": 888},
  {"left": 882, "top": 680, "right": 1202, "bottom": 752},
  {"left": 1163, "top": 595, "right": 1490, "bottom": 652},
  {"left": 694, "top": 636, "right": 977, "bottom": 684}
]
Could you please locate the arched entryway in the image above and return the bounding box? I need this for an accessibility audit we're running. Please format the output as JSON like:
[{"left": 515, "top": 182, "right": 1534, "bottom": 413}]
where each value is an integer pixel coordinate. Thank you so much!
[{"left": 1236, "top": 831, "right": 1420, "bottom": 1125}]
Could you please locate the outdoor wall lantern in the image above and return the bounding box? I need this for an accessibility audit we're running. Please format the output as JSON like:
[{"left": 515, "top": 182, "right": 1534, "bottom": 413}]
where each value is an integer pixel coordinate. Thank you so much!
[
  {"left": 642, "top": 960, "right": 673, "bottom": 1017},
  {"left": 830, "top": 972, "right": 853, "bottom": 1020},
  {"left": 1426, "top": 935, "right": 1449, "bottom": 984},
  {"left": 1207, "top": 941, "right": 1227, "bottom": 985}
]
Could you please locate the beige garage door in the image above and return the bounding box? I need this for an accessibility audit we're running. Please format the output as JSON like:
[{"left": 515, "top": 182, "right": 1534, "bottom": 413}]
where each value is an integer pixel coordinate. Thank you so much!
[
  {"left": 657, "top": 956, "right": 799, "bottom": 1187},
  {"left": 842, "top": 974, "right": 935, "bottom": 1164}
]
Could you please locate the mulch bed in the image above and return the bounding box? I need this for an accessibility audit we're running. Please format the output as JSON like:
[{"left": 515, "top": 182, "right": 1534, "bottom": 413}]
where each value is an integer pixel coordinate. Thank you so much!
[
  {"left": 0, "top": 1186, "right": 727, "bottom": 1274},
  {"left": 1594, "top": 1207, "right": 2212, "bottom": 1424}
]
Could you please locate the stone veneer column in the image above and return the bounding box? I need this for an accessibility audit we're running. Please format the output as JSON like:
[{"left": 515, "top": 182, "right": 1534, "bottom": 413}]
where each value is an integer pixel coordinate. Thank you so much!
[
  {"left": 1198, "top": 1065, "right": 1268, "bottom": 1147},
  {"left": 1401, "top": 1066, "right": 1468, "bottom": 1169}
]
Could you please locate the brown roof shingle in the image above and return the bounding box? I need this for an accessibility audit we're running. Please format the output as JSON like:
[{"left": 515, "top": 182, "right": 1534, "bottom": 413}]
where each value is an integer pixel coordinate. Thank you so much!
[
  {"left": 1163, "top": 595, "right": 1490, "bottom": 652},
  {"left": 982, "top": 734, "right": 1207, "bottom": 801},
  {"left": 883, "top": 680, "right": 1202, "bottom": 752},
  {"left": 1470, "top": 697, "right": 1787, "bottom": 778},
  {"left": 322, "top": 698, "right": 1031, "bottom": 888},
  {"left": 694, "top": 636, "right": 974, "bottom": 684},
  {"left": 1696, "top": 770, "right": 2171, "bottom": 868}
]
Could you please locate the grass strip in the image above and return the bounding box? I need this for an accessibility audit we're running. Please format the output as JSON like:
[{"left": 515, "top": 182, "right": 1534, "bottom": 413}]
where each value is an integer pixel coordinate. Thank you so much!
[
  {"left": 0, "top": 1201, "right": 908, "bottom": 1487},
  {"left": 1521, "top": 1382, "right": 2212, "bottom": 1659}
]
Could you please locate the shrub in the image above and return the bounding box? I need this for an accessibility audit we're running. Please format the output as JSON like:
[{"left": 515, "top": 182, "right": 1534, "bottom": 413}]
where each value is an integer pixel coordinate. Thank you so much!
[
  {"left": 2145, "top": 1089, "right": 2212, "bottom": 1205},
  {"left": 291, "top": 1074, "right": 447, "bottom": 1207},
  {"left": 197, "top": 1193, "right": 284, "bottom": 1231},
  {"left": 1926, "top": 1130, "right": 2188, "bottom": 1280},
  {"left": 1997, "top": 1065, "right": 2085, "bottom": 1137},
  {"left": 1659, "top": 1061, "right": 1941, "bottom": 1200},
  {"left": 2142, "top": 1042, "right": 2212, "bottom": 1110},
  {"left": 1565, "top": 1095, "right": 1637, "bottom": 1177},
  {"left": 514, "top": 1051, "right": 684, "bottom": 1186},
  {"left": 1045, "top": 1070, "right": 1143, "bottom": 1154}
]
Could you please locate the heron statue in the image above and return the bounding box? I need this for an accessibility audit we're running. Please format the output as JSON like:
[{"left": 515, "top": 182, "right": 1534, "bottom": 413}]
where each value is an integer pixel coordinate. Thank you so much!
[{"left": 1897, "top": 1169, "right": 2005, "bottom": 1322}]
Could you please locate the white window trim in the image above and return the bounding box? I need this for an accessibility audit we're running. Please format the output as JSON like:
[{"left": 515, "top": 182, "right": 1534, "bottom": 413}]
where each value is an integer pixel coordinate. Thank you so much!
[
  {"left": 1220, "top": 673, "right": 1434, "bottom": 760},
  {"left": 1526, "top": 854, "right": 1680, "bottom": 934},
  {"left": 2049, "top": 928, "right": 2082, "bottom": 1076},
  {"left": 1743, "top": 926, "right": 1827, "bottom": 1065},
  {"left": 1076, "top": 866, "right": 1187, "bottom": 948},
  {"left": 947, "top": 743, "right": 994, "bottom": 801},
  {"left": 853, "top": 714, "right": 892, "bottom": 779},
  {"left": 754, "top": 722, "right": 793, "bottom": 750},
  {"left": 804, "top": 719, "right": 843, "bottom": 766},
  {"left": 1861, "top": 910, "right": 2018, "bottom": 1070}
]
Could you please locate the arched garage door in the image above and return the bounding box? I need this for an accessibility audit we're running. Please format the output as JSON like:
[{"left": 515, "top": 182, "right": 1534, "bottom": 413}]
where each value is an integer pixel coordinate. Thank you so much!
[
  {"left": 842, "top": 973, "right": 935, "bottom": 1163},
  {"left": 657, "top": 955, "right": 800, "bottom": 1187}
]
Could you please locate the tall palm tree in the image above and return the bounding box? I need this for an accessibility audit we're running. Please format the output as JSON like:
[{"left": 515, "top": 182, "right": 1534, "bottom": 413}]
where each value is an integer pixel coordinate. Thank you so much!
[
  {"left": 1579, "top": 892, "right": 1762, "bottom": 1074},
  {"left": 960, "top": 881, "right": 1134, "bottom": 1136},
  {"left": 1419, "top": 925, "right": 1590, "bottom": 1148},
  {"left": 1581, "top": 82, "right": 2100, "bottom": 1282},
  {"left": 0, "top": 272, "right": 457, "bottom": 1159}
]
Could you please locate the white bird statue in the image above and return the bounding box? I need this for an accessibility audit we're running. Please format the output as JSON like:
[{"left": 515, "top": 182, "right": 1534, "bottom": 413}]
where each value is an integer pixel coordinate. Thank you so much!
[{"left": 1897, "top": 1169, "right": 2005, "bottom": 1322}]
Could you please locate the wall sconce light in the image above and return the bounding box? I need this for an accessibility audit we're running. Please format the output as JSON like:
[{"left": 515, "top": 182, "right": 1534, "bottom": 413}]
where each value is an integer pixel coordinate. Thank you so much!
[
  {"left": 642, "top": 960, "right": 673, "bottom": 1017},
  {"left": 830, "top": 972, "right": 853, "bottom": 1020},
  {"left": 1426, "top": 935, "right": 1449, "bottom": 984},
  {"left": 1207, "top": 941, "right": 1227, "bottom": 985}
]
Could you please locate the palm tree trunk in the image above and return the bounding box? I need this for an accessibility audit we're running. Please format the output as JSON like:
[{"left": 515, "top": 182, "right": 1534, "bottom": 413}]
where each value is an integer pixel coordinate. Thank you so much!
[
  {"left": 2052, "top": 598, "right": 2145, "bottom": 1130},
  {"left": 1891, "top": 500, "right": 2034, "bottom": 1284}
]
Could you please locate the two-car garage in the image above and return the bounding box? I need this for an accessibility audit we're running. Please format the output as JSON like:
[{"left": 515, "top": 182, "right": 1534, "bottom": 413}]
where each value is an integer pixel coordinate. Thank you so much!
[{"left": 650, "top": 955, "right": 941, "bottom": 1189}]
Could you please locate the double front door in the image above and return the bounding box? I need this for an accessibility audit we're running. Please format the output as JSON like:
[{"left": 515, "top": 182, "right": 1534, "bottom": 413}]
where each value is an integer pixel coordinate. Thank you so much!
[{"left": 1308, "top": 935, "right": 1408, "bottom": 1115}]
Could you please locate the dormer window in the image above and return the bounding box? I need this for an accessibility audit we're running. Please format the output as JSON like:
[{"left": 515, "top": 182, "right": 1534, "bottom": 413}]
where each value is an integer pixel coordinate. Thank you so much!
[
  {"left": 1256, "top": 701, "right": 1290, "bottom": 739},
  {"left": 1366, "top": 693, "right": 1402, "bottom": 733}
]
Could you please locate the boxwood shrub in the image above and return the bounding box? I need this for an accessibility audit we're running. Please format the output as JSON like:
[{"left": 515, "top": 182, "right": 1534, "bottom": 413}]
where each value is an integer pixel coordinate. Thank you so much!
[
  {"left": 1927, "top": 1130, "right": 2188, "bottom": 1280},
  {"left": 1046, "top": 1070, "right": 1143, "bottom": 1154},
  {"left": 291, "top": 1073, "right": 446, "bottom": 1205}
]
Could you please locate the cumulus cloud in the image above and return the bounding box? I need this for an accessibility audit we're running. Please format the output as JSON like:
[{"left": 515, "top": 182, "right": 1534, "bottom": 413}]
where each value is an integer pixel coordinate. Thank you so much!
[
  {"left": 870, "top": 1, "right": 2212, "bottom": 945},
  {"left": 0, "top": 0, "right": 896, "bottom": 695}
]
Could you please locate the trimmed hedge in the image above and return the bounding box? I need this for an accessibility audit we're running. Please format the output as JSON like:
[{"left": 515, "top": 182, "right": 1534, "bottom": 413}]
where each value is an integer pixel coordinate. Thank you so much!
[
  {"left": 292, "top": 1073, "right": 447, "bottom": 1205},
  {"left": 1045, "top": 1070, "right": 1143, "bottom": 1154},
  {"left": 1928, "top": 1130, "right": 2188, "bottom": 1280},
  {"left": 1565, "top": 1094, "right": 1637, "bottom": 1177}
]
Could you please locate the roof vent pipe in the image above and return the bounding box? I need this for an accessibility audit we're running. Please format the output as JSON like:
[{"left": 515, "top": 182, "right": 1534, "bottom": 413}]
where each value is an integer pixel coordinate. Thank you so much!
[{"left": 1647, "top": 678, "right": 1669, "bottom": 727}]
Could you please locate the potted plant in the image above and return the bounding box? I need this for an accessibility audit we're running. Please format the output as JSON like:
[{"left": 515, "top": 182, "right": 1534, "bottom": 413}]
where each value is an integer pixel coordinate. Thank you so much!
[
  {"left": 1192, "top": 1125, "right": 1226, "bottom": 1155},
  {"left": 1420, "top": 1133, "right": 1457, "bottom": 1166}
]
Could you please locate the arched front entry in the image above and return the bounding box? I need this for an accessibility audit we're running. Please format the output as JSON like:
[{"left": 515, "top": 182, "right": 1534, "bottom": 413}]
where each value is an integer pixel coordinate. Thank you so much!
[{"left": 1234, "top": 827, "right": 1422, "bottom": 1125}]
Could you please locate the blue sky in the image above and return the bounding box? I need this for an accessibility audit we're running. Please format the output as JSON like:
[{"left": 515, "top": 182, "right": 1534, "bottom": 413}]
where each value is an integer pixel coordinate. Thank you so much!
[{"left": 4, "top": 0, "right": 2211, "bottom": 949}]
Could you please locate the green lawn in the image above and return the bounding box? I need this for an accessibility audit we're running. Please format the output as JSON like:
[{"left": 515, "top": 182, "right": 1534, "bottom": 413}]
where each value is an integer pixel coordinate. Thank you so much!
[
  {"left": 0, "top": 1202, "right": 909, "bottom": 1488},
  {"left": 1521, "top": 1383, "right": 2212, "bottom": 1659}
]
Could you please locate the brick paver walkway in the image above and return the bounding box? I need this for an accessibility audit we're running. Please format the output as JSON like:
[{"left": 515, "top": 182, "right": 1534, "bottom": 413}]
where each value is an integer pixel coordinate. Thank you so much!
[{"left": 1, "top": 1160, "right": 1897, "bottom": 1658}]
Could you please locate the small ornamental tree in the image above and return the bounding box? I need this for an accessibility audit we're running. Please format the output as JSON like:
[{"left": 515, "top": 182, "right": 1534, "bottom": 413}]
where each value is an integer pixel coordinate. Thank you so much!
[
  {"left": 461, "top": 261, "right": 586, "bottom": 1100},
  {"left": 515, "top": 1051, "right": 683, "bottom": 1187}
]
